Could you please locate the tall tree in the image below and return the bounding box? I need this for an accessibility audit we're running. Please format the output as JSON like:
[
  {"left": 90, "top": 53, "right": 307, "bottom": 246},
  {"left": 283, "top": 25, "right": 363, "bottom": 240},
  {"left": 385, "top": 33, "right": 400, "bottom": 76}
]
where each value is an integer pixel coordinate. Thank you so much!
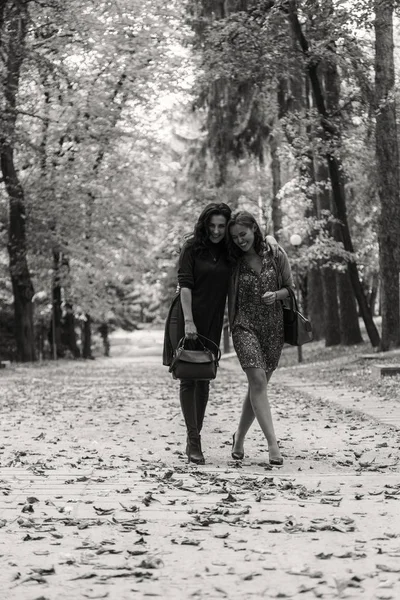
[
  {"left": 0, "top": 0, "right": 36, "bottom": 361},
  {"left": 323, "top": 44, "right": 363, "bottom": 345},
  {"left": 287, "top": 0, "right": 380, "bottom": 347},
  {"left": 374, "top": 0, "right": 400, "bottom": 350},
  {"left": 315, "top": 161, "right": 341, "bottom": 346}
]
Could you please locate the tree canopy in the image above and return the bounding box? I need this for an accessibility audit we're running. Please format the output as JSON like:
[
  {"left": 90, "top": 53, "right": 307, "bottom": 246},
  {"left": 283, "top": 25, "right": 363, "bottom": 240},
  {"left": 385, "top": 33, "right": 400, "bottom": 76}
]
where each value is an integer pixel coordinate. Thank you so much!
[{"left": 1, "top": 0, "right": 399, "bottom": 359}]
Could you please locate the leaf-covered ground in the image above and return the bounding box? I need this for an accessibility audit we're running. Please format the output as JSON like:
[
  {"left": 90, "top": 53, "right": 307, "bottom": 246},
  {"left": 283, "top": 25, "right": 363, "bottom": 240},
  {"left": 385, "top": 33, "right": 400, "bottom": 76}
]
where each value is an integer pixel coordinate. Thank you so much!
[
  {"left": 1, "top": 332, "right": 400, "bottom": 599},
  {"left": 278, "top": 326, "right": 400, "bottom": 403}
]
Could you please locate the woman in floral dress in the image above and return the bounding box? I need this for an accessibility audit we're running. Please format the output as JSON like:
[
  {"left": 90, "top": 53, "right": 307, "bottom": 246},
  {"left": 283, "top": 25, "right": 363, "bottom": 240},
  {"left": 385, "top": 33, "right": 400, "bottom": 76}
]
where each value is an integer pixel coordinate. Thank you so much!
[{"left": 227, "top": 211, "right": 294, "bottom": 465}]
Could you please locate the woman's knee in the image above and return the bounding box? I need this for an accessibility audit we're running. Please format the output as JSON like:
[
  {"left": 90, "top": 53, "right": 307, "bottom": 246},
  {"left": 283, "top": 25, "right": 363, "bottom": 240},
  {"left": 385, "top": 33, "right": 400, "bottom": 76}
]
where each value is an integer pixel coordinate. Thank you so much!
[
  {"left": 246, "top": 369, "right": 267, "bottom": 393},
  {"left": 180, "top": 379, "right": 196, "bottom": 393},
  {"left": 196, "top": 380, "right": 210, "bottom": 393}
]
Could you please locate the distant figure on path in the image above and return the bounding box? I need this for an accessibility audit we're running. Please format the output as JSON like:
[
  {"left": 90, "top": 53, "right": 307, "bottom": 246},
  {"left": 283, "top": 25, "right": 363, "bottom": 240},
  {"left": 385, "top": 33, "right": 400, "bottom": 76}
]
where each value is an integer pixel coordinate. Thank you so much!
[
  {"left": 163, "top": 202, "right": 279, "bottom": 465},
  {"left": 227, "top": 211, "right": 294, "bottom": 466}
]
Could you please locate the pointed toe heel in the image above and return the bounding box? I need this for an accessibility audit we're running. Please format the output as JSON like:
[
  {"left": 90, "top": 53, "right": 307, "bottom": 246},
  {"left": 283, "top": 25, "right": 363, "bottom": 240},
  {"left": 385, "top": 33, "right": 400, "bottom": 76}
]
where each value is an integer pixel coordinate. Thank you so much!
[{"left": 231, "top": 433, "right": 244, "bottom": 460}]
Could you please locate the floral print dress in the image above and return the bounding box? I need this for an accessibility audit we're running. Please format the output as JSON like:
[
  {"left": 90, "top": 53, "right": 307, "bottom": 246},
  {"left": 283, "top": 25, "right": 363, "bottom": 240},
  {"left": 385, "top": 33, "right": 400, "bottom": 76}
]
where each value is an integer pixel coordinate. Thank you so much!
[{"left": 232, "top": 254, "right": 284, "bottom": 372}]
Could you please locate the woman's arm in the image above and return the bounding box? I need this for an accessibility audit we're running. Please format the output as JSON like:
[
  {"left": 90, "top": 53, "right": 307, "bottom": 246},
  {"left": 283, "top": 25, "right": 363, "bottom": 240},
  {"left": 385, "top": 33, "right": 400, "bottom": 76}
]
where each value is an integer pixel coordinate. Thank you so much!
[
  {"left": 177, "top": 243, "right": 197, "bottom": 338},
  {"left": 262, "top": 248, "right": 293, "bottom": 305},
  {"left": 262, "top": 287, "right": 289, "bottom": 305},
  {"left": 180, "top": 287, "right": 197, "bottom": 338},
  {"left": 275, "top": 287, "right": 289, "bottom": 300},
  {"left": 279, "top": 248, "right": 295, "bottom": 291}
]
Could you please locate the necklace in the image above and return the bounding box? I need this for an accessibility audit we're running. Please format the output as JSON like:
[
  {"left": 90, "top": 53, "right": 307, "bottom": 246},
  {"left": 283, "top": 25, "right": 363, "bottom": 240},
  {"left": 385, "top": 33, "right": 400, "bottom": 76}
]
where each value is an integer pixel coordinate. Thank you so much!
[
  {"left": 244, "top": 253, "right": 262, "bottom": 274},
  {"left": 208, "top": 247, "right": 217, "bottom": 262}
]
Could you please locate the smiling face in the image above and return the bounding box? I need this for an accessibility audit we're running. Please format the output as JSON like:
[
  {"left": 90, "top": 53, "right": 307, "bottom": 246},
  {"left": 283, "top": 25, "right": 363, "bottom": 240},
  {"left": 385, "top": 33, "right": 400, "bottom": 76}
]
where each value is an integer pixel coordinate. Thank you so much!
[
  {"left": 229, "top": 223, "right": 256, "bottom": 253},
  {"left": 208, "top": 214, "right": 227, "bottom": 244}
]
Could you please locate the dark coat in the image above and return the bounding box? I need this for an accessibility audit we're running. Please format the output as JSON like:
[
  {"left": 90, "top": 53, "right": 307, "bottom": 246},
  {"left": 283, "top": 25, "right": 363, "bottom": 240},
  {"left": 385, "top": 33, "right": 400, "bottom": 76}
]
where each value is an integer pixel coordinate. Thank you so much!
[{"left": 162, "top": 292, "right": 184, "bottom": 366}]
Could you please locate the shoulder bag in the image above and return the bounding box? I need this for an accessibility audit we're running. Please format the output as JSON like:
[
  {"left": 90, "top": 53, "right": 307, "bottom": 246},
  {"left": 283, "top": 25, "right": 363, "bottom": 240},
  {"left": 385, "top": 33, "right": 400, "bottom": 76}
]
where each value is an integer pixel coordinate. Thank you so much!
[
  {"left": 169, "top": 334, "right": 221, "bottom": 380},
  {"left": 283, "top": 288, "right": 314, "bottom": 346}
]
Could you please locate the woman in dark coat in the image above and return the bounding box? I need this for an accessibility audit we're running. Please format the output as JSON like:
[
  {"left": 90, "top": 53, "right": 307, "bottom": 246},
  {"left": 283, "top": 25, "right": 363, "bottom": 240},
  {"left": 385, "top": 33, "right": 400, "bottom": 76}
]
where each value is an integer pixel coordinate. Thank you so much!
[{"left": 163, "top": 203, "right": 232, "bottom": 464}]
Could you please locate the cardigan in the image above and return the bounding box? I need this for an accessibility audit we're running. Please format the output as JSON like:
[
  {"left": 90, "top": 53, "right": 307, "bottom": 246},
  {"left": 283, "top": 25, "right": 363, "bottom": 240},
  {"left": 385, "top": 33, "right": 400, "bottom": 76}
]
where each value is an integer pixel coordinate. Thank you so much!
[{"left": 227, "top": 246, "right": 294, "bottom": 329}]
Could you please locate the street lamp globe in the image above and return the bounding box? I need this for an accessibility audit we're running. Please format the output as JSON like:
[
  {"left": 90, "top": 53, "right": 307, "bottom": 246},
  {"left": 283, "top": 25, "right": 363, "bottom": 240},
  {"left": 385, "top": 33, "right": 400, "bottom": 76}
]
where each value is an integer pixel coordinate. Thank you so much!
[{"left": 290, "top": 233, "right": 302, "bottom": 247}]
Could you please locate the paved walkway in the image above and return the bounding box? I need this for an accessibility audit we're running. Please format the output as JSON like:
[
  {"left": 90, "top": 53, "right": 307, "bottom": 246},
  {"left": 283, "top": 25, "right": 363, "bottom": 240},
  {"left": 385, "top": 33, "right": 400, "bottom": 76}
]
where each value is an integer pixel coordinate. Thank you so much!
[{"left": 0, "top": 344, "right": 400, "bottom": 600}]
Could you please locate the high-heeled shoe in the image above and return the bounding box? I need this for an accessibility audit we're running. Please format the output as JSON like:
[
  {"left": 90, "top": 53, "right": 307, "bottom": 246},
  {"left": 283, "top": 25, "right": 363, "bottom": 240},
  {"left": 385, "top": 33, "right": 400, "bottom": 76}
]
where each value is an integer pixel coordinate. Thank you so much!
[
  {"left": 269, "top": 447, "right": 283, "bottom": 466},
  {"left": 186, "top": 435, "right": 205, "bottom": 465},
  {"left": 231, "top": 433, "right": 244, "bottom": 460},
  {"left": 269, "top": 456, "right": 283, "bottom": 466}
]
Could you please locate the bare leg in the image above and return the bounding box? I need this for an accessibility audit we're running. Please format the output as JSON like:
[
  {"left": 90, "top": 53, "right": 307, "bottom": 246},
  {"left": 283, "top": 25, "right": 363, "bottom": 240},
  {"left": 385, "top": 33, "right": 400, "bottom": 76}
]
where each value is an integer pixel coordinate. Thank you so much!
[
  {"left": 232, "top": 386, "right": 254, "bottom": 454},
  {"left": 233, "top": 371, "right": 274, "bottom": 455},
  {"left": 243, "top": 367, "right": 281, "bottom": 461}
]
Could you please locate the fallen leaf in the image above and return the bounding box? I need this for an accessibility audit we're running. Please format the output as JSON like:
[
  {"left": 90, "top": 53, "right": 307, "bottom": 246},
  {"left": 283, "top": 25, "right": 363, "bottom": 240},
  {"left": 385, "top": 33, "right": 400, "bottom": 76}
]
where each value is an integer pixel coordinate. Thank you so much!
[
  {"left": 377, "top": 564, "right": 400, "bottom": 573},
  {"left": 93, "top": 506, "right": 115, "bottom": 515},
  {"left": 171, "top": 537, "right": 201, "bottom": 546},
  {"left": 138, "top": 557, "right": 163, "bottom": 569}
]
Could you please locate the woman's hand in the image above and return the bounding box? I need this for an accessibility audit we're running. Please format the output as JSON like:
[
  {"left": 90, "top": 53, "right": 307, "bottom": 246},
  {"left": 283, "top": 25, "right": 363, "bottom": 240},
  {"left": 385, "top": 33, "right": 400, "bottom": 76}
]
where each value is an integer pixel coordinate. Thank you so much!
[
  {"left": 262, "top": 291, "right": 277, "bottom": 305},
  {"left": 185, "top": 319, "right": 198, "bottom": 339}
]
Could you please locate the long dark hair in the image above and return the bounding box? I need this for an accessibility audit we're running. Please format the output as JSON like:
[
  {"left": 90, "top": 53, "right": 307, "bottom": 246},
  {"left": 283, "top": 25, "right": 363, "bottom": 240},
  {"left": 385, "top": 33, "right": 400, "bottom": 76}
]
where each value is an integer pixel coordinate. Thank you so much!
[
  {"left": 226, "top": 210, "right": 265, "bottom": 261},
  {"left": 185, "top": 202, "right": 232, "bottom": 253}
]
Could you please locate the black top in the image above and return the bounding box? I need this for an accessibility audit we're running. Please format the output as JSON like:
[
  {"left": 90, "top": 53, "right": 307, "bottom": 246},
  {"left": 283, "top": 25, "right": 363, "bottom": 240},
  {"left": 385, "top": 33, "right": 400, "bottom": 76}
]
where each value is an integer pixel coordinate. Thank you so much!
[{"left": 177, "top": 238, "right": 231, "bottom": 347}]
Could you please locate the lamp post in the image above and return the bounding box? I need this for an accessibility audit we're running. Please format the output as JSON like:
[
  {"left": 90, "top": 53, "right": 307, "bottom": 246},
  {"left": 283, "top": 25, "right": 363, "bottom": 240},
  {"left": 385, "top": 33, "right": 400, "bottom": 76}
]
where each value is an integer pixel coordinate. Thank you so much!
[{"left": 290, "top": 233, "right": 302, "bottom": 363}]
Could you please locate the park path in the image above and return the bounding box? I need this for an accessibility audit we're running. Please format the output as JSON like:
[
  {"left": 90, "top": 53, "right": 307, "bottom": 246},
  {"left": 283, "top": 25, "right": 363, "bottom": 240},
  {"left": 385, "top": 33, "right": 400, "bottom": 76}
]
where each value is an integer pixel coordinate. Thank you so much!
[{"left": 1, "top": 333, "right": 400, "bottom": 600}]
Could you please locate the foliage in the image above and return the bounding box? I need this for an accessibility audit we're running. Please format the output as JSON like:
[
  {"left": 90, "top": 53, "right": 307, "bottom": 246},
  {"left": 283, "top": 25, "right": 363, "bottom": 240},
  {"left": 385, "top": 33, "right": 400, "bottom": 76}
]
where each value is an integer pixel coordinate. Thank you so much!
[
  {"left": 185, "top": 0, "right": 381, "bottom": 283},
  {"left": 1, "top": 0, "right": 192, "bottom": 333},
  {"left": 0, "top": 0, "right": 397, "bottom": 350}
]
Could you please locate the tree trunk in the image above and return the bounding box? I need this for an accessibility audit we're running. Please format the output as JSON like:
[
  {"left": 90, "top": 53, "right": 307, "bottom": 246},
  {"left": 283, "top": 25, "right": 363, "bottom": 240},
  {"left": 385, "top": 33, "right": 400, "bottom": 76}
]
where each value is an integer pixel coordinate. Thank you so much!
[
  {"left": 307, "top": 269, "right": 324, "bottom": 341},
  {"left": 300, "top": 76, "right": 326, "bottom": 342},
  {"left": 336, "top": 270, "right": 363, "bottom": 345},
  {"left": 49, "top": 249, "right": 64, "bottom": 358},
  {"left": 375, "top": 0, "right": 400, "bottom": 350},
  {"left": 379, "top": 245, "right": 400, "bottom": 349},
  {"left": 288, "top": 0, "right": 380, "bottom": 347},
  {"left": 62, "top": 303, "right": 80, "bottom": 358},
  {"left": 315, "top": 160, "right": 341, "bottom": 346},
  {"left": 269, "top": 133, "right": 283, "bottom": 239},
  {"left": 82, "top": 314, "right": 93, "bottom": 359},
  {"left": 324, "top": 52, "right": 363, "bottom": 346},
  {"left": 1, "top": 2, "right": 36, "bottom": 361},
  {"left": 321, "top": 269, "right": 341, "bottom": 346},
  {"left": 98, "top": 322, "right": 110, "bottom": 357}
]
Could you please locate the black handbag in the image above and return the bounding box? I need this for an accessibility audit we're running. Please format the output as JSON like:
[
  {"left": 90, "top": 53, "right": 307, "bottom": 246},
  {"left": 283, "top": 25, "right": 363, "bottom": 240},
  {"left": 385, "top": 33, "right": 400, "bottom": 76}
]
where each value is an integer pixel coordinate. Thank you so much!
[
  {"left": 283, "top": 289, "right": 313, "bottom": 346},
  {"left": 169, "top": 334, "right": 221, "bottom": 381}
]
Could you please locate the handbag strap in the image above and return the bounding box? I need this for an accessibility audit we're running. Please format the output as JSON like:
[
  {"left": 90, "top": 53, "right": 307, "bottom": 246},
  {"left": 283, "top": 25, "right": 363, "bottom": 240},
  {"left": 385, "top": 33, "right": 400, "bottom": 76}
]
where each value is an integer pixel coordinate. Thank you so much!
[
  {"left": 177, "top": 334, "right": 222, "bottom": 362},
  {"left": 286, "top": 287, "right": 299, "bottom": 312}
]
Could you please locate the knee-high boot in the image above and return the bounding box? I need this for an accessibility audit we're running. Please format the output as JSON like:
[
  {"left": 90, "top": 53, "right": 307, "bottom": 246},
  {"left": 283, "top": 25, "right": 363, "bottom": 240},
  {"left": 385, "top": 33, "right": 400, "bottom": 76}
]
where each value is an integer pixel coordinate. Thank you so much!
[
  {"left": 195, "top": 380, "right": 210, "bottom": 434},
  {"left": 180, "top": 380, "right": 205, "bottom": 464}
]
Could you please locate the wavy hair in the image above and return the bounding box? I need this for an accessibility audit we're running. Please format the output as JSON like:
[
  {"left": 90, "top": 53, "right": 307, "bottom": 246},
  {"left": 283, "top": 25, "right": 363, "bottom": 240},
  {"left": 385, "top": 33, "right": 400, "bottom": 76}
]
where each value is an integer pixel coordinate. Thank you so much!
[
  {"left": 226, "top": 211, "right": 265, "bottom": 261},
  {"left": 185, "top": 202, "right": 232, "bottom": 254}
]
